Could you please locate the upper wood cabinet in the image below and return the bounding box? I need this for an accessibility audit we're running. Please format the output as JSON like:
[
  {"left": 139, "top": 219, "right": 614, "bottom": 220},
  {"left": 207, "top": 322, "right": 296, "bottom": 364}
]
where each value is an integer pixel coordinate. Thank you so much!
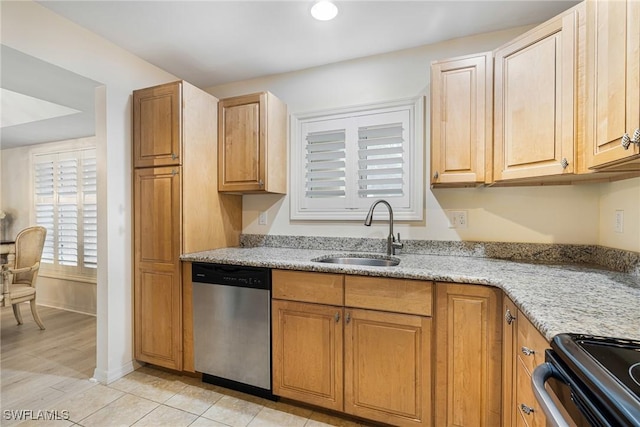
[
  {"left": 584, "top": 0, "right": 640, "bottom": 171},
  {"left": 494, "top": 5, "right": 581, "bottom": 182},
  {"left": 133, "top": 82, "right": 182, "bottom": 168},
  {"left": 434, "top": 282, "right": 502, "bottom": 427},
  {"left": 133, "top": 81, "right": 242, "bottom": 371},
  {"left": 218, "top": 92, "right": 287, "bottom": 194},
  {"left": 431, "top": 52, "right": 493, "bottom": 186}
]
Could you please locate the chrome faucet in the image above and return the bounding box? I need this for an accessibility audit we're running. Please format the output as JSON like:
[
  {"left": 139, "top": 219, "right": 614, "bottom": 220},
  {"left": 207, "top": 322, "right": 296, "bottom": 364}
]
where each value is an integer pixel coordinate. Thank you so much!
[{"left": 364, "top": 199, "right": 403, "bottom": 256}]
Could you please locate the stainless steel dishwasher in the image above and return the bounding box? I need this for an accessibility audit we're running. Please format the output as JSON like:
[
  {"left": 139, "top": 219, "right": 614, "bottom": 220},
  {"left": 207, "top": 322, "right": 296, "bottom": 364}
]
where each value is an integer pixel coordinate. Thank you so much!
[{"left": 192, "top": 263, "right": 273, "bottom": 399}]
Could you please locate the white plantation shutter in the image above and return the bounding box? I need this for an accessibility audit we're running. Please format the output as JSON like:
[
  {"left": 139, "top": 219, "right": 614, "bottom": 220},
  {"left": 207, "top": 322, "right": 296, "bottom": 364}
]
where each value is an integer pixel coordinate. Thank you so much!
[
  {"left": 82, "top": 156, "right": 98, "bottom": 269},
  {"left": 33, "top": 148, "right": 97, "bottom": 279},
  {"left": 305, "top": 130, "right": 347, "bottom": 198},
  {"left": 58, "top": 158, "right": 79, "bottom": 266},
  {"left": 357, "top": 123, "right": 404, "bottom": 198},
  {"left": 292, "top": 98, "right": 423, "bottom": 220},
  {"left": 35, "top": 160, "right": 55, "bottom": 264}
]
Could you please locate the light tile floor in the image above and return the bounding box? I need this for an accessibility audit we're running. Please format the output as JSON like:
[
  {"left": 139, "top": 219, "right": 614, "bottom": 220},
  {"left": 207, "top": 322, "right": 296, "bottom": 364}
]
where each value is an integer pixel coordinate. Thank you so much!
[
  {"left": 7, "top": 366, "right": 376, "bottom": 427},
  {"left": 1, "top": 306, "right": 378, "bottom": 427}
]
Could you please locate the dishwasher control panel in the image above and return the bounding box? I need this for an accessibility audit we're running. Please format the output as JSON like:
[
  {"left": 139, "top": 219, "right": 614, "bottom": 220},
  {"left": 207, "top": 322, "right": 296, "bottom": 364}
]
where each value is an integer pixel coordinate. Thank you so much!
[{"left": 192, "top": 263, "right": 271, "bottom": 290}]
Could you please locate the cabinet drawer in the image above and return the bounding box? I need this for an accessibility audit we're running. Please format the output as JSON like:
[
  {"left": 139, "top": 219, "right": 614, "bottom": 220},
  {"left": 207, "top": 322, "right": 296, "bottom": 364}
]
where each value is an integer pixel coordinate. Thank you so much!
[
  {"left": 272, "top": 270, "right": 344, "bottom": 305},
  {"left": 516, "top": 357, "right": 546, "bottom": 427},
  {"left": 345, "top": 276, "right": 432, "bottom": 316},
  {"left": 517, "top": 312, "right": 549, "bottom": 375}
]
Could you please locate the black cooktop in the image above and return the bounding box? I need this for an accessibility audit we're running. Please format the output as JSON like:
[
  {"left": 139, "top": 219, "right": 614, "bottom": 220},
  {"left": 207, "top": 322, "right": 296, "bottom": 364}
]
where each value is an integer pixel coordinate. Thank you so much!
[
  {"left": 575, "top": 336, "right": 640, "bottom": 399},
  {"left": 551, "top": 334, "right": 640, "bottom": 426}
]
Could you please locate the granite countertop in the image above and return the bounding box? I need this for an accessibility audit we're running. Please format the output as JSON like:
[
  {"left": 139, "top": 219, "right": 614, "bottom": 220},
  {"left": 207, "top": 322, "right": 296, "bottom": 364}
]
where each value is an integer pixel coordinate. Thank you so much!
[{"left": 181, "top": 246, "right": 640, "bottom": 342}]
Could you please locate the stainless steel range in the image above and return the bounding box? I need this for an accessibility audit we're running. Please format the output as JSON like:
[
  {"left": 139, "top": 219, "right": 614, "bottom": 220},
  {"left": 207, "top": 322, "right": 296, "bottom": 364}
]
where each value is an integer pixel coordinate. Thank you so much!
[{"left": 533, "top": 333, "right": 640, "bottom": 427}]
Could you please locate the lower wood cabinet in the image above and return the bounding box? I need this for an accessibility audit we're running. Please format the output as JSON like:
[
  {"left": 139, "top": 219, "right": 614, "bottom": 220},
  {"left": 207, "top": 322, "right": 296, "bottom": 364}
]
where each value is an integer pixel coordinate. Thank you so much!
[
  {"left": 344, "top": 308, "right": 431, "bottom": 426},
  {"left": 272, "top": 270, "right": 432, "bottom": 427},
  {"left": 272, "top": 299, "right": 344, "bottom": 411},
  {"left": 434, "top": 282, "right": 502, "bottom": 427}
]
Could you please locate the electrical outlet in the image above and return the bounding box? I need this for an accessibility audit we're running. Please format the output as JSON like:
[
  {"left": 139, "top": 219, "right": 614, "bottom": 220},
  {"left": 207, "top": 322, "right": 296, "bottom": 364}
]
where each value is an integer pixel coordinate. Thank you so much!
[
  {"left": 614, "top": 210, "right": 624, "bottom": 233},
  {"left": 449, "top": 210, "right": 468, "bottom": 229},
  {"left": 258, "top": 211, "right": 268, "bottom": 225}
]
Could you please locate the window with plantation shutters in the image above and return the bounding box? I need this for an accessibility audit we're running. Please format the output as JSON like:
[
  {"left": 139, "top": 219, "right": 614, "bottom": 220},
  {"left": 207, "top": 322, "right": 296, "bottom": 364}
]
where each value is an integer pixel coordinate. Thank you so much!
[
  {"left": 291, "top": 98, "right": 423, "bottom": 220},
  {"left": 33, "top": 148, "right": 97, "bottom": 280}
]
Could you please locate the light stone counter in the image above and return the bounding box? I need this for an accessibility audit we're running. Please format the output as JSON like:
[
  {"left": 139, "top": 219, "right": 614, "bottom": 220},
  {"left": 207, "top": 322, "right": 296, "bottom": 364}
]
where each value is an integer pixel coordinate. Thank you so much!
[{"left": 181, "top": 246, "right": 640, "bottom": 342}]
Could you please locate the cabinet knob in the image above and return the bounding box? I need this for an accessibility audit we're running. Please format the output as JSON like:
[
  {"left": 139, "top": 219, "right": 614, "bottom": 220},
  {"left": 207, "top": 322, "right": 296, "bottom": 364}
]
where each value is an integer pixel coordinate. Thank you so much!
[
  {"left": 171, "top": 153, "right": 177, "bottom": 160},
  {"left": 521, "top": 346, "right": 536, "bottom": 356},
  {"left": 622, "top": 133, "right": 632, "bottom": 149},
  {"left": 561, "top": 158, "right": 569, "bottom": 169},
  {"left": 258, "top": 179, "right": 264, "bottom": 188},
  {"left": 172, "top": 169, "right": 179, "bottom": 176},
  {"left": 334, "top": 312, "right": 340, "bottom": 323},
  {"left": 520, "top": 403, "right": 534, "bottom": 415},
  {"left": 433, "top": 171, "right": 439, "bottom": 180},
  {"left": 621, "top": 130, "right": 639, "bottom": 149},
  {"left": 505, "top": 309, "right": 516, "bottom": 325},
  {"left": 345, "top": 312, "right": 351, "bottom": 324}
]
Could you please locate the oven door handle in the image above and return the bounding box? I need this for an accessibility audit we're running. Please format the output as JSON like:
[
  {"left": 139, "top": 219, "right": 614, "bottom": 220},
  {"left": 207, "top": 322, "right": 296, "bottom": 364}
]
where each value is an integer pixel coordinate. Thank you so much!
[{"left": 532, "top": 362, "right": 571, "bottom": 427}]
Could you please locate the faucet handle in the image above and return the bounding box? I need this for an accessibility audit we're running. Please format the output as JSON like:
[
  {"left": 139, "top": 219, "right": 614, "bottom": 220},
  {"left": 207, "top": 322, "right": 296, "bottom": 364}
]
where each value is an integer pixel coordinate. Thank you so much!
[{"left": 392, "top": 233, "right": 403, "bottom": 254}]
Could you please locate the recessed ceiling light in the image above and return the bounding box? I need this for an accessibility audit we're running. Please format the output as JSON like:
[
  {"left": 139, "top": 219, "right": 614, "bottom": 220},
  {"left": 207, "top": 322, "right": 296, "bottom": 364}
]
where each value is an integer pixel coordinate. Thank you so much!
[{"left": 311, "top": 0, "right": 338, "bottom": 21}]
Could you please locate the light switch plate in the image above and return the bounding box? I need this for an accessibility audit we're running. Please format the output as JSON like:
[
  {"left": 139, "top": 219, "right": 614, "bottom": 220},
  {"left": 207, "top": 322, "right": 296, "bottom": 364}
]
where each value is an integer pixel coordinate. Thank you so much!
[
  {"left": 614, "top": 210, "right": 624, "bottom": 233},
  {"left": 258, "top": 211, "right": 268, "bottom": 225}
]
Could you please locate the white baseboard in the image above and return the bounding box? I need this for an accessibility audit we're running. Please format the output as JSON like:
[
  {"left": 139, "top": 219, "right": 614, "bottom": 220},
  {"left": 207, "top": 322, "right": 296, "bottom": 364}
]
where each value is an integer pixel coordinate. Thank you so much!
[{"left": 92, "top": 360, "right": 136, "bottom": 385}]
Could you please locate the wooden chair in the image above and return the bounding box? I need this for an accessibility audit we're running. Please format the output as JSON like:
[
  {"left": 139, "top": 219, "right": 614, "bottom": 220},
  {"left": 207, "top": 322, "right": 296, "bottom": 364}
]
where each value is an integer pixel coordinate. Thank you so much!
[{"left": 0, "top": 226, "right": 47, "bottom": 330}]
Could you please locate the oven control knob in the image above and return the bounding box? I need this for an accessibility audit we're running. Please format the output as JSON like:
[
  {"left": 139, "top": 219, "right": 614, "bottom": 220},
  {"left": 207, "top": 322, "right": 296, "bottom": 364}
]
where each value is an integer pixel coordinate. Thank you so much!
[
  {"left": 520, "top": 403, "right": 535, "bottom": 415},
  {"left": 521, "top": 346, "right": 535, "bottom": 356}
]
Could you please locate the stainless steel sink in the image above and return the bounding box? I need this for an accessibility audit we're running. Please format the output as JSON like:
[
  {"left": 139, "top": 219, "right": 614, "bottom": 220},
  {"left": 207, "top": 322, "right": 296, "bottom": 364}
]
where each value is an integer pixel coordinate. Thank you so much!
[{"left": 314, "top": 254, "right": 400, "bottom": 267}]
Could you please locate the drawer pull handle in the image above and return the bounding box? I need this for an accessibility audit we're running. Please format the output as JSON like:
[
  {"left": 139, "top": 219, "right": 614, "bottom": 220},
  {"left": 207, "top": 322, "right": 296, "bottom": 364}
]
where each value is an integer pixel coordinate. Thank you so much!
[
  {"left": 505, "top": 309, "right": 516, "bottom": 325},
  {"left": 521, "top": 346, "right": 535, "bottom": 356},
  {"left": 520, "top": 403, "right": 535, "bottom": 415}
]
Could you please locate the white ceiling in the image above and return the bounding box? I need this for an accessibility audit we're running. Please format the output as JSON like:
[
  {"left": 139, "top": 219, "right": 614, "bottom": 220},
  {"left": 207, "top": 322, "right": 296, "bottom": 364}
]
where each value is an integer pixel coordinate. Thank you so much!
[
  {"left": 0, "top": 44, "right": 102, "bottom": 149},
  {"left": 39, "top": 0, "right": 579, "bottom": 88},
  {"left": 2, "top": 0, "right": 579, "bottom": 149}
]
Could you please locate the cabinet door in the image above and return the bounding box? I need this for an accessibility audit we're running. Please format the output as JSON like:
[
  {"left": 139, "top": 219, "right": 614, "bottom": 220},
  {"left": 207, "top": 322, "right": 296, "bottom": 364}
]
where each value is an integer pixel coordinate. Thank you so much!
[
  {"left": 218, "top": 93, "right": 265, "bottom": 192},
  {"left": 344, "top": 309, "right": 431, "bottom": 427},
  {"left": 272, "top": 300, "right": 343, "bottom": 411},
  {"left": 431, "top": 52, "right": 492, "bottom": 185},
  {"left": 435, "top": 283, "right": 502, "bottom": 427},
  {"left": 133, "top": 166, "right": 182, "bottom": 370},
  {"left": 494, "top": 8, "right": 578, "bottom": 181},
  {"left": 133, "top": 81, "right": 182, "bottom": 168},
  {"left": 585, "top": 0, "right": 640, "bottom": 169}
]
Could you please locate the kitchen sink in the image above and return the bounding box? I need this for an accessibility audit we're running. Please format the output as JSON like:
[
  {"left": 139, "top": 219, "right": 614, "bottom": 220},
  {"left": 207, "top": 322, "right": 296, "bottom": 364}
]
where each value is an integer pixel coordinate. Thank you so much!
[{"left": 313, "top": 254, "right": 400, "bottom": 267}]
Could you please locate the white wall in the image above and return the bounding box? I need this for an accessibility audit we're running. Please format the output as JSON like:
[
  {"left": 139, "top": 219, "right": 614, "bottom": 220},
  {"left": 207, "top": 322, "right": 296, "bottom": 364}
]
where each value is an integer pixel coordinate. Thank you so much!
[
  {"left": 1, "top": 0, "right": 178, "bottom": 383},
  {"left": 207, "top": 26, "right": 608, "bottom": 246},
  {"left": 598, "top": 177, "right": 640, "bottom": 252}
]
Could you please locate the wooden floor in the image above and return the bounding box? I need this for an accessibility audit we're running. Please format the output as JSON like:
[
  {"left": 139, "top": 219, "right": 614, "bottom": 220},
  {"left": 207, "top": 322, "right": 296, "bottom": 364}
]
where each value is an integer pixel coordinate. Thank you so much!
[
  {"left": 1, "top": 304, "right": 97, "bottom": 424},
  {"left": 0, "top": 305, "right": 373, "bottom": 427}
]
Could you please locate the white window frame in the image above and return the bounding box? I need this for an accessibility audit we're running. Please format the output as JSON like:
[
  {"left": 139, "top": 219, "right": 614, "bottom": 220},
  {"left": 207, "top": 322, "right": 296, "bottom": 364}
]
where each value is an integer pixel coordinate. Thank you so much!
[
  {"left": 290, "top": 97, "right": 424, "bottom": 220},
  {"left": 31, "top": 146, "right": 97, "bottom": 282}
]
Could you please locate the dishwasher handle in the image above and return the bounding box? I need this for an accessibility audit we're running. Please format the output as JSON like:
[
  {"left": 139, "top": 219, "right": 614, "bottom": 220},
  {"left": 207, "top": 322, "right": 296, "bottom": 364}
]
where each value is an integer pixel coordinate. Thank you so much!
[{"left": 532, "top": 362, "right": 571, "bottom": 427}]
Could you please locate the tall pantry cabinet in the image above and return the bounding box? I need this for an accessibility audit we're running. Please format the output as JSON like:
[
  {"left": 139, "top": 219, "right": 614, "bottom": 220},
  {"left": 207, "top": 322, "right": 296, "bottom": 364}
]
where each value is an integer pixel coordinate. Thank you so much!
[{"left": 133, "top": 81, "right": 242, "bottom": 370}]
